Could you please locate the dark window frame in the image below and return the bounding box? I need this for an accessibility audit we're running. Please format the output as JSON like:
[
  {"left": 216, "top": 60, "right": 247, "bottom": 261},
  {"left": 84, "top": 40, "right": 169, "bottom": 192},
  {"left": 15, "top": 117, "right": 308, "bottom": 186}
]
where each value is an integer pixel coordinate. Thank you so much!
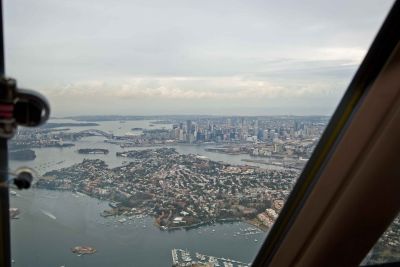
[{"left": 252, "top": 1, "right": 400, "bottom": 266}]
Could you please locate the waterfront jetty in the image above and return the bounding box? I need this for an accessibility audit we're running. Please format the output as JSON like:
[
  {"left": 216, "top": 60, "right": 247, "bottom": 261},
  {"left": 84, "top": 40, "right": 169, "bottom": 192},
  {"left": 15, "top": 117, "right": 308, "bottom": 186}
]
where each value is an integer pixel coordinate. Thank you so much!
[
  {"left": 171, "top": 248, "right": 250, "bottom": 267},
  {"left": 78, "top": 148, "right": 109, "bottom": 154}
]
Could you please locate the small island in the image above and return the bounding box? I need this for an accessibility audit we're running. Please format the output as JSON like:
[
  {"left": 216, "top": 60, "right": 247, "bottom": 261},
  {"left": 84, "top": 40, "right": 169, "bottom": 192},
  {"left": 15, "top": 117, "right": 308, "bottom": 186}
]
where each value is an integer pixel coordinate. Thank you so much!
[
  {"left": 71, "top": 246, "right": 96, "bottom": 255},
  {"left": 131, "top": 127, "right": 143, "bottom": 131}
]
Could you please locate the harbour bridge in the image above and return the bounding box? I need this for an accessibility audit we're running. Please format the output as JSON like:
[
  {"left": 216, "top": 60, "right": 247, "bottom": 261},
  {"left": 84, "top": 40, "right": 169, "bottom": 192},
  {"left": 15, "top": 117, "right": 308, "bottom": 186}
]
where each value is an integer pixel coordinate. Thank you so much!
[{"left": 76, "top": 129, "right": 113, "bottom": 139}]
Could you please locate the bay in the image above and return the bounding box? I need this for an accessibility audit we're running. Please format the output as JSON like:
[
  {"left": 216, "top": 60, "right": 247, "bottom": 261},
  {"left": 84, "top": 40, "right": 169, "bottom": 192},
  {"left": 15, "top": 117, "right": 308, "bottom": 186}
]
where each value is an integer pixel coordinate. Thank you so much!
[{"left": 9, "top": 119, "right": 270, "bottom": 266}]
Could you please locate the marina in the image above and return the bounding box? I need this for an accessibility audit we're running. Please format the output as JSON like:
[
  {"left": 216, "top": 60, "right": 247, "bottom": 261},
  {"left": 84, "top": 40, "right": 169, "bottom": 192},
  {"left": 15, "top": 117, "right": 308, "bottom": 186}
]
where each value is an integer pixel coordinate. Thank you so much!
[{"left": 172, "top": 249, "right": 250, "bottom": 267}]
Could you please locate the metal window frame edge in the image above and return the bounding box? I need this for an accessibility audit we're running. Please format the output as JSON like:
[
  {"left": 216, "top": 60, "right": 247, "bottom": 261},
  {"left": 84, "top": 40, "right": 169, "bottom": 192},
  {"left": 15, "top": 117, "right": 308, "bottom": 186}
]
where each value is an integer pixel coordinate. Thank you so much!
[{"left": 251, "top": 1, "right": 400, "bottom": 266}]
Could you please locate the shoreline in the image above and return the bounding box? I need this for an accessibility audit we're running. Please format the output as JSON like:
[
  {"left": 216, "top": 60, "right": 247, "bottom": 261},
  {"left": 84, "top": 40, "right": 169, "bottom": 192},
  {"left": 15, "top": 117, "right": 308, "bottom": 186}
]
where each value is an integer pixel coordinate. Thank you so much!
[
  {"left": 246, "top": 218, "right": 270, "bottom": 232},
  {"left": 33, "top": 187, "right": 269, "bottom": 233}
]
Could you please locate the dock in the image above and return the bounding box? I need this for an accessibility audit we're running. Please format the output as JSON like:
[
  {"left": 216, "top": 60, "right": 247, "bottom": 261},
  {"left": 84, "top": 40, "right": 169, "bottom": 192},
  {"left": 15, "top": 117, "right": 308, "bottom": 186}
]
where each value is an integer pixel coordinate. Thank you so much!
[{"left": 171, "top": 248, "right": 250, "bottom": 267}]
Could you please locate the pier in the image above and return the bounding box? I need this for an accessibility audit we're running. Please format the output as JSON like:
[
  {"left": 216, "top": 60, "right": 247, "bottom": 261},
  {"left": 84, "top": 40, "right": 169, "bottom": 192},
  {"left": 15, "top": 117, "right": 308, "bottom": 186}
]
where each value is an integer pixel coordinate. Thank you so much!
[
  {"left": 78, "top": 148, "right": 109, "bottom": 154},
  {"left": 171, "top": 248, "right": 250, "bottom": 267}
]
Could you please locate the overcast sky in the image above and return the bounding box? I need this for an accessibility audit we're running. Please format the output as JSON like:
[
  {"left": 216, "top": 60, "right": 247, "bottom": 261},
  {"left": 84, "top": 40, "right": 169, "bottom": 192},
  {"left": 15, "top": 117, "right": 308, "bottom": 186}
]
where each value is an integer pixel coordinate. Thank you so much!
[{"left": 3, "top": 0, "right": 394, "bottom": 116}]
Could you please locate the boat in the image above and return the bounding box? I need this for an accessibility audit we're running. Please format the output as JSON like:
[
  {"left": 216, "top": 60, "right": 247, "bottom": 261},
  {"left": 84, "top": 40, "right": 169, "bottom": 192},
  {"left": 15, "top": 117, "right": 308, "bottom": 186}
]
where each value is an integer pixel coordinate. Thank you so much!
[
  {"left": 109, "top": 201, "right": 120, "bottom": 208},
  {"left": 118, "top": 218, "right": 127, "bottom": 223},
  {"left": 9, "top": 208, "right": 20, "bottom": 219}
]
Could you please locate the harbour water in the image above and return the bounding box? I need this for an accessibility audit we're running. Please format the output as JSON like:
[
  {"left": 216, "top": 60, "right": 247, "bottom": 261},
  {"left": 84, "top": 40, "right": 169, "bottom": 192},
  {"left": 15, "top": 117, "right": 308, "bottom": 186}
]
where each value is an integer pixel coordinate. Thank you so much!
[{"left": 9, "top": 119, "right": 270, "bottom": 266}]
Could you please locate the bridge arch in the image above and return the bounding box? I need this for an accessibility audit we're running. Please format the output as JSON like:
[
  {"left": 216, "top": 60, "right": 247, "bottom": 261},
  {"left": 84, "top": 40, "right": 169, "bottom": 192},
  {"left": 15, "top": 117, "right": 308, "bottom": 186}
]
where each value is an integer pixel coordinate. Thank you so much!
[{"left": 76, "top": 129, "right": 113, "bottom": 138}]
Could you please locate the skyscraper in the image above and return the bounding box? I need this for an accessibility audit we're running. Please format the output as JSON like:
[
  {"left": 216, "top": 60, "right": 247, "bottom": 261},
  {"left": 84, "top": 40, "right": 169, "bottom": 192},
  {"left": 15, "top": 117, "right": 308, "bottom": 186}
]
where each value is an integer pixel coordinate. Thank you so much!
[{"left": 186, "top": 120, "right": 192, "bottom": 143}]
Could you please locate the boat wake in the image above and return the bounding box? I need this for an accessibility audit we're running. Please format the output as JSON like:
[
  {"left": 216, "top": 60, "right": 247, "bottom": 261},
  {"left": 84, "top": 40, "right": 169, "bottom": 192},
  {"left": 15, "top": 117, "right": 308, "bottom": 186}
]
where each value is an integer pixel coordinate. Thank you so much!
[{"left": 40, "top": 209, "right": 57, "bottom": 220}]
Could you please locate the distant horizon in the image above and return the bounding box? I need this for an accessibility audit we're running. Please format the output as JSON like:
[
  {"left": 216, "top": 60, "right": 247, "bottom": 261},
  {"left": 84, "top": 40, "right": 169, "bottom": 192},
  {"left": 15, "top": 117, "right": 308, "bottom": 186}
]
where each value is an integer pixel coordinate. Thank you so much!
[{"left": 52, "top": 113, "right": 332, "bottom": 119}]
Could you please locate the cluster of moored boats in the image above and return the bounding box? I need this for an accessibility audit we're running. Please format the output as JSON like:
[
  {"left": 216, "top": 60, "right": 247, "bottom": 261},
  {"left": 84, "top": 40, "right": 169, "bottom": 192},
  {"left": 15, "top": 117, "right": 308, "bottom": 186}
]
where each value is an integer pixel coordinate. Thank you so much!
[{"left": 171, "top": 248, "right": 250, "bottom": 267}]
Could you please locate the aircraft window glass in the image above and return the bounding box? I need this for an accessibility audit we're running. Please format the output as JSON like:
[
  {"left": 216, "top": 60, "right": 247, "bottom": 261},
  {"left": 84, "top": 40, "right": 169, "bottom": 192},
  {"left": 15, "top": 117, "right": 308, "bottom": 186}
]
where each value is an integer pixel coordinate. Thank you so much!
[
  {"left": 4, "top": 0, "right": 394, "bottom": 266},
  {"left": 361, "top": 215, "right": 400, "bottom": 265}
]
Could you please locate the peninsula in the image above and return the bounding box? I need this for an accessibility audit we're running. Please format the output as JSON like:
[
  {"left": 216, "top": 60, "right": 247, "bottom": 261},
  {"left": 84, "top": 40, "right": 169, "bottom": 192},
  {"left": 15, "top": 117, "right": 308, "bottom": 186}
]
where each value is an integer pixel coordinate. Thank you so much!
[{"left": 37, "top": 148, "right": 298, "bottom": 230}]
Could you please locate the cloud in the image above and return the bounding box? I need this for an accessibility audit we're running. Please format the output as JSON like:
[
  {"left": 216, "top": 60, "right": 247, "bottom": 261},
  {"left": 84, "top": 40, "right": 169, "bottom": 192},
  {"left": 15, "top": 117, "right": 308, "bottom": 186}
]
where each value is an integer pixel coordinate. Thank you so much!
[
  {"left": 314, "top": 47, "right": 367, "bottom": 64},
  {"left": 3, "top": 0, "right": 393, "bottom": 116},
  {"left": 42, "top": 75, "right": 340, "bottom": 102}
]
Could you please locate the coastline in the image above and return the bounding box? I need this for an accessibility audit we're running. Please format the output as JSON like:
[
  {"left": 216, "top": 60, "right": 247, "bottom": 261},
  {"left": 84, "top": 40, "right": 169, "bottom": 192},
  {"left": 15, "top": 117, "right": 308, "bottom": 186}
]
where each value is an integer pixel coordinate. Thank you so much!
[
  {"left": 246, "top": 218, "right": 270, "bottom": 232},
  {"left": 36, "top": 186, "right": 269, "bottom": 233}
]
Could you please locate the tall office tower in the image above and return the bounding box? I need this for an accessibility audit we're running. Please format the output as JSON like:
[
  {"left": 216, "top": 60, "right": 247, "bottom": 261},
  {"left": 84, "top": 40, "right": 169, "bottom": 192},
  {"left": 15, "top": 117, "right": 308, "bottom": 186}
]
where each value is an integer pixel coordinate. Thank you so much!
[
  {"left": 263, "top": 130, "right": 269, "bottom": 141},
  {"left": 186, "top": 120, "right": 192, "bottom": 143},
  {"left": 227, "top": 118, "right": 232, "bottom": 127},
  {"left": 294, "top": 120, "right": 298, "bottom": 131},
  {"left": 178, "top": 129, "right": 184, "bottom": 141},
  {"left": 254, "top": 119, "right": 259, "bottom": 140}
]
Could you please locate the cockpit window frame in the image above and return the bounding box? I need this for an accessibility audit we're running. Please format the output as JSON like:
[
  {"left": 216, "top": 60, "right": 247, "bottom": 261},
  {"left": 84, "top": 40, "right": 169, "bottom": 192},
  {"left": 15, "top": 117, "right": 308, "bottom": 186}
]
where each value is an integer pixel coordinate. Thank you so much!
[{"left": 252, "top": 1, "right": 400, "bottom": 266}]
